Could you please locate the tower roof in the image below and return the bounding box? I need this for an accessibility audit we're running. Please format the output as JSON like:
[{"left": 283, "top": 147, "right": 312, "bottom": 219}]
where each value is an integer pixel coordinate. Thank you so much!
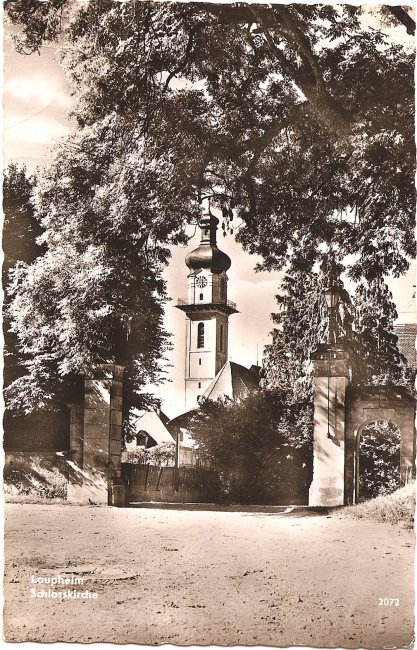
[{"left": 186, "top": 213, "right": 231, "bottom": 273}]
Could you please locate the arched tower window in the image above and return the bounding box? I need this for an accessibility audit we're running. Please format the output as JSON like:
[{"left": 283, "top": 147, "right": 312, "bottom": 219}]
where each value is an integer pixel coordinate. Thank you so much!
[
  {"left": 197, "top": 322, "right": 205, "bottom": 348},
  {"left": 219, "top": 324, "right": 224, "bottom": 352}
]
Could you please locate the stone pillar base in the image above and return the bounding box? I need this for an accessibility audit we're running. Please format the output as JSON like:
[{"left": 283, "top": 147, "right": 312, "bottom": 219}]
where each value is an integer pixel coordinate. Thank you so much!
[
  {"left": 108, "top": 477, "right": 126, "bottom": 507},
  {"left": 309, "top": 483, "right": 344, "bottom": 507}
]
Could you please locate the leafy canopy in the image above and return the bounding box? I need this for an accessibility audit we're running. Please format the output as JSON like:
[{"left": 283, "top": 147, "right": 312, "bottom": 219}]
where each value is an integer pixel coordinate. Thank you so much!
[
  {"left": 6, "top": 1, "right": 415, "bottom": 279},
  {"left": 4, "top": 3, "right": 415, "bottom": 412}
]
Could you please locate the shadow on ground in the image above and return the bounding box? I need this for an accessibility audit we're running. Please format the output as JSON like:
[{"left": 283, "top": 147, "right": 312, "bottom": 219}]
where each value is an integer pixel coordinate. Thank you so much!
[{"left": 128, "top": 502, "right": 334, "bottom": 516}]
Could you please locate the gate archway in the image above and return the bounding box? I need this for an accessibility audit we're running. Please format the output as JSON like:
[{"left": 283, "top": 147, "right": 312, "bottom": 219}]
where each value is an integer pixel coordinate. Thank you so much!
[
  {"left": 309, "top": 344, "right": 415, "bottom": 507},
  {"left": 345, "top": 386, "right": 415, "bottom": 505},
  {"left": 355, "top": 419, "right": 401, "bottom": 503}
]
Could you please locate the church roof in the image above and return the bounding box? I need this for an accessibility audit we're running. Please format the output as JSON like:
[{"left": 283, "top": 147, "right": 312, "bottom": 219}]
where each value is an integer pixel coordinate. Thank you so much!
[
  {"left": 202, "top": 361, "right": 260, "bottom": 402},
  {"left": 168, "top": 362, "right": 260, "bottom": 429},
  {"left": 133, "top": 411, "right": 175, "bottom": 446}
]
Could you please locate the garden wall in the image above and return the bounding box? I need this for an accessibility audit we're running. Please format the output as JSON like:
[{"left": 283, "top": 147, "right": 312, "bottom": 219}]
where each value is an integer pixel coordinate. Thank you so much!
[{"left": 122, "top": 464, "right": 219, "bottom": 504}]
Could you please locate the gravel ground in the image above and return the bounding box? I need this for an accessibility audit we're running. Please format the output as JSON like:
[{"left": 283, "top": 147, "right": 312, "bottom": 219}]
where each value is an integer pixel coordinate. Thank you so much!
[{"left": 3, "top": 503, "right": 414, "bottom": 647}]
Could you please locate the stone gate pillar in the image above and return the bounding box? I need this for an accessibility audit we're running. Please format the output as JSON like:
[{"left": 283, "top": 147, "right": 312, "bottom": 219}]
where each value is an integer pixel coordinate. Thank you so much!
[
  {"left": 68, "top": 364, "right": 125, "bottom": 506},
  {"left": 67, "top": 403, "right": 84, "bottom": 467},
  {"left": 309, "top": 344, "right": 351, "bottom": 507}
]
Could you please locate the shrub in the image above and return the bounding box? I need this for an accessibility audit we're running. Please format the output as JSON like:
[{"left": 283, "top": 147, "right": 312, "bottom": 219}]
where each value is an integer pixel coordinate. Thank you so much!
[
  {"left": 187, "top": 389, "right": 313, "bottom": 504},
  {"left": 121, "top": 442, "right": 175, "bottom": 466}
]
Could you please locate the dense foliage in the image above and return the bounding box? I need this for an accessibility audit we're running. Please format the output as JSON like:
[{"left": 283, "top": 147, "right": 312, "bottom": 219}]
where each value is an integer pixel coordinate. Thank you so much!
[
  {"left": 121, "top": 442, "right": 175, "bottom": 466},
  {"left": 3, "top": 164, "right": 43, "bottom": 279},
  {"left": 263, "top": 259, "right": 410, "bottom": 396},
  {"left": 353, "top": 277, "right": 410, "bottom": 386},
  {"left": 188, "top": 390, "right": 313, "bottom": 503},
  {"left": 6, "top": 2, "right": 415, "bottom": 280},
  {"left": 262, "top": 255, "right": 355, "bottom": 397},
  {"left": 3, "top": 164, "right": 44, "bottom": 391},
  {"left": 358, "top": 420, "right": 401, "bottom": 501},
  {"left": 4, "top": 156, "right": 172, "bottom": 414}
]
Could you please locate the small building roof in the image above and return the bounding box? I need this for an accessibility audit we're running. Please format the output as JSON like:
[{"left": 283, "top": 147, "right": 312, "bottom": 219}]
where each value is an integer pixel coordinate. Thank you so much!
[{"left": 133, "top": 411, "right": 174, "bottom": 446}]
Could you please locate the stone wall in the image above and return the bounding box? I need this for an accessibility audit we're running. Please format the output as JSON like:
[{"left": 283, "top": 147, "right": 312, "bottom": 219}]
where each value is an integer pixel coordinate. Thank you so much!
[
  {"left": 3, "top": 407, "right": 70, "bottom": 453},
  {"left": 122, "top": 464, "right": 219, "bottom": 504}
]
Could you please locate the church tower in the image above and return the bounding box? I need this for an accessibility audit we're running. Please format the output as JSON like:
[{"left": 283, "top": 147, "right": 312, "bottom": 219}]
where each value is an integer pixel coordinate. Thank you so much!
[{"left": 176, "top": 214, "right": 238, "bottom": 411}]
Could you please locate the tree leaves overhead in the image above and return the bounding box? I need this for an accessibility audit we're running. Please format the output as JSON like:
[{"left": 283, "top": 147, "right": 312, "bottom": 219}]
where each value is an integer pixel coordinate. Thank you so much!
[
  {"left": 4, "top": 3, "right": 415, "bottom": 413},
  {"left": 6, "top": 1, "right": 415, "bottom": 279}
]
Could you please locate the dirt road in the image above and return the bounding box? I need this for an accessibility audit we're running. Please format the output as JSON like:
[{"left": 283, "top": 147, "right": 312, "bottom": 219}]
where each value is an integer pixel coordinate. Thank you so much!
[{"left": 3, "top": 503, "right": 414, "bottom": 647}]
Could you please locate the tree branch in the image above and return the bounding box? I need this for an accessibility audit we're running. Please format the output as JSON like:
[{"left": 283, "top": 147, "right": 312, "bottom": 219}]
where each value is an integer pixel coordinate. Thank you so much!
[
  {"left": 249, "top": 6, "right": 300, "bottom": 82},
  {"left": 250, "top": 5, "right": 353, "bottom": 139},
  {"left": 163, "top": 24, "right": 202, "bottom": 92},
  {"left": 387, "top": 6, "right": 415, "bottom": 35}
]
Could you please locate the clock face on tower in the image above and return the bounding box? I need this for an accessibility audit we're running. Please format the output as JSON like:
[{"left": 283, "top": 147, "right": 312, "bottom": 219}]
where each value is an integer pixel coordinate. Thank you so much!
[{"left": 196, "top": 276, "right": 207, "bottom": 288}]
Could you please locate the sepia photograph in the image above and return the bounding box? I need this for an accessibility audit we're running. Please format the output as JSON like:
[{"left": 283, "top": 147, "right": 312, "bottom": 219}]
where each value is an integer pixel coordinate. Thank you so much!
[{"left": 2, "top": 1, "right": 416, "bottom": 648}]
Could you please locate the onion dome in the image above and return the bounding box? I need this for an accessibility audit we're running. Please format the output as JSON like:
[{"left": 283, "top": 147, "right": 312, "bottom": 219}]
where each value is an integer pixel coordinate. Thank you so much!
[{"left": 185, "top": 214, "right": 231, "bottom": 273}]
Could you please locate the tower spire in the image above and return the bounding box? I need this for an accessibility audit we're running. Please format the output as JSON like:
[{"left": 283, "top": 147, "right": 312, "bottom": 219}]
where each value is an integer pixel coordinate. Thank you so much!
[
  {"left": 176, "top": 212, "right": 238, "bottom": 410},
  {"left": 199, "top": 213, "right": 219, "bottom": 246}
]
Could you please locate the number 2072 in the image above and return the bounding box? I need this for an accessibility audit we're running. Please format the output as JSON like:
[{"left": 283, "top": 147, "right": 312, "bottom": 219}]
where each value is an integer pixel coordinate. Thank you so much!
[{"left": 379, "top": 598, "right": 399, "bottom": 606}]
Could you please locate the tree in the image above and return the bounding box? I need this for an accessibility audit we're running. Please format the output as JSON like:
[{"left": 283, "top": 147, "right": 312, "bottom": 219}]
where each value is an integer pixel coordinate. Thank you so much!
[
  {"left": 263, "top": 255, "right": 409, "bottom": 404},
  {"left": 4, "top": 142, "right": 174, "bottom": 414},
  {"left": 188, "top": 390, "right": 313, "bottom": 504},
  {"left": 6, "top": 2, "right": 415, "bottom": 279},
  {"left": 262, "top": 254, "right": 354, "bottom": 398},
  {"left": 5, "top": 3, "right": 415, "bottom": 411},
  {"left": 352, "top": 277, "right": 409, "bottom": 386},
  {"left": 3, "top": 164, "right": 44, "bottom": 388},
  {"left": 3, "top": 164, "right": 75, "bottom": 450},
  {"left": 3, "top": 164, "right": 43, "bottom": 278}
]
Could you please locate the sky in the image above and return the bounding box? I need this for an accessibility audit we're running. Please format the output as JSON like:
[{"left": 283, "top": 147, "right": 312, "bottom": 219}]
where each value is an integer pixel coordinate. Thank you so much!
[{"left": 3, "top": 11, "right": 416, "bottom": 419}]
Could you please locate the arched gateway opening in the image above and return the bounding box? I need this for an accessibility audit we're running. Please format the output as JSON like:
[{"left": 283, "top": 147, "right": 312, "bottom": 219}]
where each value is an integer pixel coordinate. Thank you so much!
[
  {"left": 356, "top": 420, "right": 401, "bottom": 502},
  {"left": 345, "top": 385, "right": 415, "bottom": 507}
]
